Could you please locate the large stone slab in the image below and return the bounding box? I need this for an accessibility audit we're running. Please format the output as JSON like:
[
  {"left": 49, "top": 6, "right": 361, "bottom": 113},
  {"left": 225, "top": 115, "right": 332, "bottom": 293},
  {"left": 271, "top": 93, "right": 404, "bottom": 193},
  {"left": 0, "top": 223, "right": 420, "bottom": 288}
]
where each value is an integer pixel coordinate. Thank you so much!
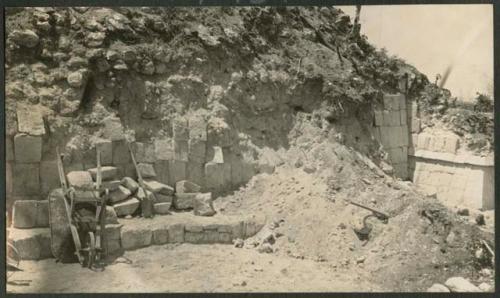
[
  {"left": 168, "top": 160, "right": 187, "bottom": 186},
  {"left": 152, "top": 226, "right": 169, "bottom": 245},
  {"left": 154, "top": 202, "right": 172, "bottom": 214},
  {"left": 108, "top": 185, "right": 132, "bottom": 204},
  {"left": 102, "top": 117, "right": 125, "bottom": 141},
  {"left": 13, "top": 163, "right": 40, "bottom": 195},
  {"left": 8, "top": 228, "right": 52, "bottom": 260},
  {"left": 17, "top": 106, "right": 46, "bottom": 136},
  {"left": 14, "top": 134, "right": 42, "bottom": 163},
  {"left": 66, "top": 171, "right": 93, "bottom": 188},
  {"left": 121, "top": 226, "right": 152, "bottom": 250},
  {"left": 36, "top": 200, "right": 49, "bottom": 227},
  {"left": 40, "top": 160, "right": 60, "bottom": 195},
  {"left": 12, "top": 200, "right": 38, "bottom": 228},
  {"left": 173, "top": 139, "right": 189, "bottom": 162},
  {"left": 121, "top": 177, "right": 139, "bottom": 193},
  {"left": 154, "top": 160, "right": 169, "bottom": 185},
  {"left": 88, "top": 166, "right": 118, "bottom": 181},
  {"left": 112, "top": 140, "right": 131, "bottom": 164},
  {"left": 188, "top": 138, "right": 206, "bottom": 163},
  {"left": 113, "top": 197, "right": 140, "bottom": 217},
  {"left": 154, "top": 138, "right": 174, "bottom": 161},
  {"left": 168, "top": 223, "right": 185, "bottom": 243},
  {"left": 137, "top": 163, "right": 156, "bottom": 178},
  {"left": 143, "top": 180, "right": 174, "bottom": 195},
  {"left": 204, "top": 162, "right": 224, "bottom": 191},
  {"left": 134, "top": 142, "right": 155, "bottom": 163},
  {"left": 193, "top": 193, "right": 216, "bottom": 216}
]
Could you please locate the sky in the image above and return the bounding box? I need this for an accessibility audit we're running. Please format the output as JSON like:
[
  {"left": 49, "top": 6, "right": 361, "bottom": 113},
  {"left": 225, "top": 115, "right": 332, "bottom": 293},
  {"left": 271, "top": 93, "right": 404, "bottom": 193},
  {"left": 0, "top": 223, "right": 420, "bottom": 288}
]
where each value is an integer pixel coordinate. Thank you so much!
[{"left": 338, "top": 5, "right": 493, "bottom": 101}]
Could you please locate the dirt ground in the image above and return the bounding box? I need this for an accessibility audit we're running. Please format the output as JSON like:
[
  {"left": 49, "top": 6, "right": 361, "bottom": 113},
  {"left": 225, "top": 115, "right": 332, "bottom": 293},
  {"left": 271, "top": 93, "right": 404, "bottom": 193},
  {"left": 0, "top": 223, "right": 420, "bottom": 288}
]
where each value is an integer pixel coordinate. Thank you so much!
[{"left": 7, "top": 243, "right": 383, "bottom": 293}]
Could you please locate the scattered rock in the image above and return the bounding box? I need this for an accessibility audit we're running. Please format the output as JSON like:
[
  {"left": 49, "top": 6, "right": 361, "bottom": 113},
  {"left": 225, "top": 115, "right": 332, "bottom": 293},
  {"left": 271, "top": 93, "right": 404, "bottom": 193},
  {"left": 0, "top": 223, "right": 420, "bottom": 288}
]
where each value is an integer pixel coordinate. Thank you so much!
[
  {"left": 233, "top": 238, "right": 244, "bottom": 248},
  {"left": 108, "top": 185, "right": 133, "bottom": 204},
  {"left": 9, "top": 30, "right": 39, "bottom": 48},
  {"left": 426, "top": 283, "right": 450, "bottom": 292},
  {"left": 257, "top": 243, "right": 274, "bottom": 253},
  {"left": 444, "top": 277, "right": 481, "bottom": 292},
  {"left": 475, "top": 214, "right": 485, "bottom": 225},
  {"left": 303, "top": 165, "right": 316, "bottom": 174},
  {"left": 356, "top": 256, "right": 366, "bottom": 264},
  {"left": 457, "top": 208, "right": 469, "bottom": 216}
]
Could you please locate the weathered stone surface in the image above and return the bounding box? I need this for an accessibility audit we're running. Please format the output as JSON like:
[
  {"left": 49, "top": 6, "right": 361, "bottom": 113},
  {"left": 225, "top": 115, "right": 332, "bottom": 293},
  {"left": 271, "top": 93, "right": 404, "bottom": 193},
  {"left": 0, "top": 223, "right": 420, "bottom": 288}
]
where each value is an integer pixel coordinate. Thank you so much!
[
  {"left": 121, "top": 226, "right": 152, "bottom": 250},
  {"left": 187, "top": 162, "right": 205, "bottom": 188},
  {"left": 112, "top": 140, "right": 131, "bottom": 164},
  {"left": 96, "top": 139, "right": 113, "bottom": 165},
  {"left": 6, "top": 162, "right": 13, "bottom": 195},
  {"left": 205, "top": 162, "right": 224, "bottom": 191},
  {"left": 172, "top": 116, "right": 189, "bottom": 140},
  {"left": 153, "top": 160, "right": 169, "bottom": 185},
  {"left": 113, "top": 197, "right": 140, "bottom": 217},
  {"left": 219, "top": 232, "right": 232, "bottom": 244},
  {"left": 121, "top": 177, "right": 139, "bottom": 193},
  {"left": 66, "top": 171, "right": 93, "bottom": 188},
  {"left": 188, "top": 115, "right": 207, "bottom": 140},
  {"left": 175, "top": 180, "right": 201, "bottom": 194},
  {"left": 40, "top": 160, "right": 60, "bottom": 195},
  {"left": 36, "top": 200, "right": 49, "bottom": 227},
  {"left": 154, "top": 138, "right": 174, "bottom": 160},
  {"left": 168, "top": 160, "right": 187, "bottom": 186},
  {"left": 193, "top": 193, "right": 216, "bottom": 216},
  {"left": 13, "top": 200, "right": 37, "bottom": 228},
  {"left": 212, "top": 146, "right": 224, "bottom": 163},
  {"left": 168, "top": 223, "right": 184, "bottom": 243},
  {"left": 173, "top": 193, "right": 197, "bottom": 209},
  {"left": 185, "top": 231, "right": 205, "bottom": 244},
  {"left": 137, "top": 163, "right": 156, "bottom": 178},
  {"left": 8, "top": 228, "right": 51, "bottom": 260},
  {"left": 115, "top": 163, "right": 136, "bottom": 180},
  {"left": 13, "top": 163, "right": 40, "bottom": 195},
  {"left": 9, "top": 29, "right": 40, "bottom": 48},
  {"left": 154, "top": 202, "right": 172, "bottom": 214},
  {"left": 427, "top": 284, "right": 450, "bottom": 292},
  {"left": 155, "top": 194, "right": 173, "bottom": 204},
  {"left": 444, "top": 277, "right": 481, "bottom": 292},
  {"left": 6, "top": 137, "right": 14, "bottom": 162},
  {"left": 14, "top": 134, "right": 42, "bottom": 162},
  {"left": 152, "top": 226, "right": 169, "bottom": 245},
  {"left": 173, "top": 139, "right": 189, "bottom": 162},
  {"left": 134, "top": 142, "right": 155, "bottom": 163},
  {"left": 108, "top": 185, "right": 133, "bottom": 204},
  {"left": 17, "top": 107, "right": 46, "bottom": 136},
  {"left": 144, "top": 180, "right": 174, "bottom": 195},
  {"left": 188, "top": 138, "right": 206, "bottom": 163},
  {"left": 88, "top": 166, "right": 118, "bottom": 181}
]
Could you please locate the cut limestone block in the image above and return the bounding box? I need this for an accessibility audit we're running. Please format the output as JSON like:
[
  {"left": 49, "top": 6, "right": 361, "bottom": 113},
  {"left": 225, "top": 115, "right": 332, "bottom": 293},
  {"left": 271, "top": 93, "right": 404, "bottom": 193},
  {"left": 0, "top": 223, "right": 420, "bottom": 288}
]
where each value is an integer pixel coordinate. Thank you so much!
[
  {"left": 137, "top": 163, "right": 156, "bottom": 178},
  {"left": 8, "top": 228, "right": 52, "bottom": 260},
  {"left": 12, "top": 200, "right": 38, "bottom": 228},
  {"left": 383, "top": 93, "right": 402, "bottom": 111},
  {"left": 102, "top": 117, "right": 125, "bottom": 141},
  {"left": 88, "top": 166, "right": 118, "bottom": 181},
  {"left": 152, "top": 226, "right": 169, "bottom": 245},
  {"left": 184, "top": 231, "right": 205, "bottom": 244},
  {"left": 188, "top": 138, "right": 206, "bottom": 163},
  {"left": 154, "top": 202, "right": 172, "bottom": 214},
  {"left": 443, "top": 135, "right": 459, "bottom": 154},
  {"left": 175, "top": 180, "right": 201, "bottom": 194},
  {"left": 154, "top": 138, "right": 174, "bottom": 161},
  {"left": 168, "top": 223, "right": 185, "bottom": 243},
  {"left": 188, "top": 114, "right": 207, "bottom": 140},
  {"left": 6, "top": 137, "right": 14, "bottom": 161},
  {"left": 36, "top": 200, "right": 49, "bottom": 227},
  {"left": 13, "top": 163, "right": 40, "bottom": 195},
  {"left": 17, "top": 106, "right": 46, "bottom": 136},
  {"left": 173, "top": 193, "right": 197, "bottom": 209},
  {"left": 105, "top": 224, "right": 122, "bottom": 254},
  {"left": 105, "top": 206, "right": 119, "bottom": 224},
  {"left": 155, "top": 194, "right": 173, "bottom": 204},
  {"left": 173, "top": 139, "right": 189, "bottom": 162},
  {"left": 134, "top": 142, "right": 155, "bottom": 163},
  {"left": 193, "top": 193, "right": 216, "bottom": 216},
  {"left": 168, "top": 160, "right": 187, "bottom": 186},
  {"left": 143, "top": 180, "right": 174, "bottom": 195},
  {"left": 66, "top": 171, "right": 94, "bottom": 188},
  {"left": 212, "top": 146, "right": 224, "bottom": 163},
  {"left": 6, "top": 162, "right": 13, "bottom": 196},
  {"left": 205, "top": 162, "right": 224, "bottom": 191},
  {"left": 154, "top": 160, "right": 169, "bottom": 185},
  {"left": 187, "top": 161, "right": 205, "bottom": 188},
  {"left": 108, "top": 185, "right": 132, "bottom": 204},
  {"left": 40, "top": 160, "right": 60, "bottom": 195},
  {"left": 96, "top": 139, "right": 113, "bottom": 165},
  {"left": 112, "top": 140, "right": 131, "bottom": 164},
  {"left": 172, "top": 116, "right": 189, "bottom": 140},
  {"left": 113, "top": 197, "right": 140, "bottom": 217},
  {"left": 121, "top": 226, "right": 152, "bottom": 250},
  {"left": 14, "top": 134, "right": 42, "bottom": 163},
  {"left": 115, "top": 163, "right": 136, "bottom": 180},
  {"left": 121, "top": 177, "right": 139, "bottom": 193},
  {"left": 100, "top": 180, "right": 122, "bottom": 191}
]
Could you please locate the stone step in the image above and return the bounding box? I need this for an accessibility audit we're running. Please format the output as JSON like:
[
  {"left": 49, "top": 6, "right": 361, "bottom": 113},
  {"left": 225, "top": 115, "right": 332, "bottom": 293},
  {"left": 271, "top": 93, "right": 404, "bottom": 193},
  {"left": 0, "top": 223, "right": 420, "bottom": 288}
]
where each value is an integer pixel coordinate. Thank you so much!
[{"left": 7, "top": 213, "right": 266, "bottom": 260}]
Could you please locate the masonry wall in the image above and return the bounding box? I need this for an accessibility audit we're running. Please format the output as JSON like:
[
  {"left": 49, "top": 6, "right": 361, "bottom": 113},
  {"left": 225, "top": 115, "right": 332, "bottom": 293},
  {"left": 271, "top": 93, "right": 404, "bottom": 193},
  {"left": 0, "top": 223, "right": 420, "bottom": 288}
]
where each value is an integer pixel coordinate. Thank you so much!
[{"left": 373, "top": 93, "right": 409, "bottom": 179}]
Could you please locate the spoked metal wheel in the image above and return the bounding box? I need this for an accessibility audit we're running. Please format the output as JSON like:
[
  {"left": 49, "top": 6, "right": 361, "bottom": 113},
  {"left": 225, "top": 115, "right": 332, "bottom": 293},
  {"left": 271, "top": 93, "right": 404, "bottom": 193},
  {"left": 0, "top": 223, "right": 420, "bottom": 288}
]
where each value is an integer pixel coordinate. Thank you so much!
[{"left": 85, "top": 231, "right": 96, "bottom": 268}]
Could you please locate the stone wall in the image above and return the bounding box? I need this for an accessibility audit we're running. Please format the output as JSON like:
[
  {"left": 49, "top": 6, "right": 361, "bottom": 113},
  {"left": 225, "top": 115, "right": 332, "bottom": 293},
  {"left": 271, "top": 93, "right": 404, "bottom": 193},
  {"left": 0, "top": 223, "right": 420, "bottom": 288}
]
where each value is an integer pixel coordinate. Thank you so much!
[
  {"left": 373, "top": 93, "right": 409, "bottom": 179},
  {"left": 409, "top": 134, "right": 494, "bottom": 210}
]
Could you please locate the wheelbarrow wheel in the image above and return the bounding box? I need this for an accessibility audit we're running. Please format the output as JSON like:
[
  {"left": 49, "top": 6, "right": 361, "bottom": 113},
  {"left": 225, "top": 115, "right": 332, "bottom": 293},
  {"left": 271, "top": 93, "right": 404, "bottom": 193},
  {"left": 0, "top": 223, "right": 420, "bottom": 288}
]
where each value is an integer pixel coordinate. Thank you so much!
[{"left": 86, "top": 232, "right": 96, "bottom": 268}]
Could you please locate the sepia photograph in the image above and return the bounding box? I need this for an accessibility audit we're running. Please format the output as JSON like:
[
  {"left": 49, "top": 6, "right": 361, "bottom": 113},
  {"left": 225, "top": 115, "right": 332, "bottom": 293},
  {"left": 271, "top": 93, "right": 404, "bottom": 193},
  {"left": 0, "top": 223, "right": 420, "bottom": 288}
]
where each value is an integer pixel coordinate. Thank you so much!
[{"left": 4, "top": 1, "right": 495, "bottom": 294}]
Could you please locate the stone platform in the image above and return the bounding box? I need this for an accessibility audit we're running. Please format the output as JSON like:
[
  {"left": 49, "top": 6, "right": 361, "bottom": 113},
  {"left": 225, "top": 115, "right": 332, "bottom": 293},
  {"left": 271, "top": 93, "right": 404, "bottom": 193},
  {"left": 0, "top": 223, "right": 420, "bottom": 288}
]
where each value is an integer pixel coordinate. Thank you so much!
[{"left": 7, "top": 212, "right": 266, "bottom": 260}]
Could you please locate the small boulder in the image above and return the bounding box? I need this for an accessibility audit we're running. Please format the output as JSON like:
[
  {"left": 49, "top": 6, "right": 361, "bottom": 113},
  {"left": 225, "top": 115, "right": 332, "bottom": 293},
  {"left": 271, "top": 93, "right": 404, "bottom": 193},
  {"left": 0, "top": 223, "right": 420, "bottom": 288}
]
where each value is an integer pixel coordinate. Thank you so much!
[
  {"left": 193, "top": 193, "right": 216, "bottom": 216},
  {"left": 257, "top": 243, "right": 274, "bottom": 254},
  {"left": 108, "top": 185, "right": 132, "bottom": 204},
  {"left": 426, "top": 284, "right": 450, "bottom": 292},
  {"left": 113, "top": 197, "right": 140, "bottom": 217},
  {"left": 475, "top": 214, "right": 485, "bottom": 225},
  {"left": 9, "top": 29, "right": 39, "bottom": 48},
  {"left": 444, "top": 277, "right": 481, "bottom": 292},
  {"left": 175, "top": 180, "right": 201, "bottom": 194},
  {"left": 121, "top": 177, "right": 139, "bottom": 193}
]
